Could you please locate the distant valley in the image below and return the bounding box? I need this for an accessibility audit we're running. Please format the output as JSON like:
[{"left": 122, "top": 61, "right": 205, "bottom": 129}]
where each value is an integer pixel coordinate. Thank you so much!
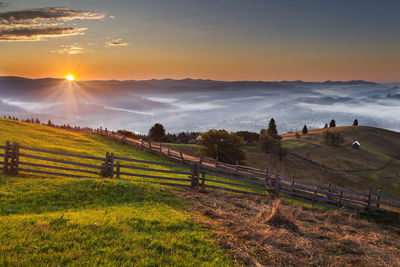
[{"left": 0, "top": 76, "right": 399, "bottom": 133}]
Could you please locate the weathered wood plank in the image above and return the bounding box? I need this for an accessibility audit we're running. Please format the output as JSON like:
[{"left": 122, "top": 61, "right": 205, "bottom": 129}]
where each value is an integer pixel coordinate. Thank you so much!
[
  {"left": 19, "top": 146, "right": 104, "bottom": 161},
  {"left": 203, "top": 184, "right": 265, "bottom": 197},
  {"left": 203, "top": 171, "right": 266, "bottom": 186},
  {"left": 200, "top": 164, "right": 266, "bottom": 180},
  {"left": 205, "top": 178, "right": 265, "bottom": 191},
  {"left": 19, "top": 161, "right": 99, "bottom": 175},
  {"left": 119, "top": 172, "right": 191, "bottom": 182},
  {"left": 20, "top": 168, "right": 94, "bottom": 179},
  {"left": 19, "top": 153, "right": 102, "bottom": 169},
  {"left": 119, "top": 165, "right": 190, "bottom": 175},
  {"left": 114, "top": 156, "right": 189, "bottom": 169}
]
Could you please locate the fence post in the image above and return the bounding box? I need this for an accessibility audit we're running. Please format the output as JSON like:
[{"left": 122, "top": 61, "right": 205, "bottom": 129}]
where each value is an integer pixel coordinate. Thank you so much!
[
  {"left": 377, "top": 190, "right": 381, "bottom": 209},
  {"left": 274, "top": 175, "right": 280, "bottom": 199},
  {"left": 15, "top": 142, "right": 19, "bottom": 175},
  {"left": 159, "top": 144, "right": 162, "bottom": 154},
  {"left": 180, "top": 152, "right": 185, "bottom": 163},
  {"left": 110, "top": 153, "right": 114, "bottom": 178},
  {"left": 265, "top": 168, "right": 269, "bottom": 197},
  {"left": 10, "top": 142, "right": 19, "bottom": 175},
  {"left": 190, "top": 163, "right": 198, "bottom": 189},
  {"left": 200, "top": 166, "right": 206, "bottom": 187},
  {"left": 116, "top": 162, "right": 120, "bottom": 179},
  {"left": 4, "top": 141, "right": 9, "bottom": 173},
  {"left": 367, "top": 189, "right": 372, "bottom": 212},
  {"left": 338, "top": 191, "right": 343, "bottom": 208},
  {"left": 312, "top": 187, "right": 317, "bottom": 207},
  {"left": 101, "top": 152, "right": 110, "bottom": 178},
  {"left": 168, "top": 148, "right": 171, "bottom": 157},
  {"left": 196, "top": 162, "right": 201, "bottom": 187}
]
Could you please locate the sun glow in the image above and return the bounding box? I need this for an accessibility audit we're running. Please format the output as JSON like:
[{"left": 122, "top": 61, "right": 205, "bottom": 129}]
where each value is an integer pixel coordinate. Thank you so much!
[{"left": 66, "top": 74, "right": 74, "bottom": 81}]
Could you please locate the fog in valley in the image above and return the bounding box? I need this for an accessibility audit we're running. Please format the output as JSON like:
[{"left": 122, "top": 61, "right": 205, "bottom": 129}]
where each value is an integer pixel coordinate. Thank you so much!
[{"left": 0, "top": 77, "right": 399, "bottom": 134}]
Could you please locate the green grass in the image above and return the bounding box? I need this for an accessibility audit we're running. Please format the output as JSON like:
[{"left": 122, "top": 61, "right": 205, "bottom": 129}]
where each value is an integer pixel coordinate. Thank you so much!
[
  {"left": 0, "top": 120, "right": 233, "bottom": 265},
  {"left": 282, "top": 141, "right": 310, "bottom": 151},
  {"left": 0, "top": 175, "right": 231, "bottom": 266}
]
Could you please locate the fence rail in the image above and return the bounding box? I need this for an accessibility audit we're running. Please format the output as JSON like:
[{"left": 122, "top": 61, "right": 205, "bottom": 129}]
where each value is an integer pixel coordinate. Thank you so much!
[{"left": 2, "top": 140, "right": 400, "bottom": 215}]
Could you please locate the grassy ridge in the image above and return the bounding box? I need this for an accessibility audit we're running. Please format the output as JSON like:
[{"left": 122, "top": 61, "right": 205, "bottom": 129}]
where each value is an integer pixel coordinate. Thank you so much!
[{"left": 0, "top": 119, "right": 260, "bottom": 193}]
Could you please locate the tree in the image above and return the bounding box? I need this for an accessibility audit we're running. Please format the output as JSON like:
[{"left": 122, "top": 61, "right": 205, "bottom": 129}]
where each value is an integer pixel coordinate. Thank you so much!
[
  {"left": 234, "top": 131, "right": 260, "bottom": 145},
  {"left": 148, "top": 123, "right": 166, "bottom": 142},
  {"left": 329, "top": 119, "right": 336, "bottom": 128},
  {"left": 324, "top": 123, "right": 328, "bottom": 128},
  {"left": 323, "top": 131, "right": 345, "bottom": 146},
  {"left": 47, "top": 120, "right": 52, "bottom": 127},
  {"left": 259, "top": 134, "right": 287, "bottom": 161},
  {"left": 198, "top": 129, "right": 246, "bottom": 164},
  {"left": 302, "top": 125, "right": 308, "bottom": 135},
  {"left": 267, "top": 118, "right": 279, "bottom": 139},
  {"left": 353, "top": 119, "right": 358, "bottom": 126}
]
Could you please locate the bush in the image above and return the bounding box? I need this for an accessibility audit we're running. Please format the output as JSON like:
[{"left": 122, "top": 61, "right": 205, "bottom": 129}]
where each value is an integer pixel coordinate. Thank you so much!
[
  {"left": 198, "top": 129, "right": 246, "bottom": 164},
  {"left": 323, "top": 131, "right": 345, "bottom": 146},
  {"left": 295, "top": 132, "right": 300, "bottom": 139},
  {"left": 259, "top": 134, "right": 287, "bottom": 161}
]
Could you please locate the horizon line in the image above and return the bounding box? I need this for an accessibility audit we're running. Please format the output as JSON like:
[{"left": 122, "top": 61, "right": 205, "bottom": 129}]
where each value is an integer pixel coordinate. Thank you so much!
[{"left": 1, "top": 75, "right": 399, "bottom": 84}]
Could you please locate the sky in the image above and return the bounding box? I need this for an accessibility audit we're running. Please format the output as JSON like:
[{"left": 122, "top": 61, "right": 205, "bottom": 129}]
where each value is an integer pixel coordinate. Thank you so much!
[{"left": 0, "top": 0, "right": 399, "bottom": 82}]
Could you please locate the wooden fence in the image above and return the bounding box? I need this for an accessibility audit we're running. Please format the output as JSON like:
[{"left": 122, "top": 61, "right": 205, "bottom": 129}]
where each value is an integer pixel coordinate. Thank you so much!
[{"left": 2, "top": 141, "right": 400, "bottom": 215}]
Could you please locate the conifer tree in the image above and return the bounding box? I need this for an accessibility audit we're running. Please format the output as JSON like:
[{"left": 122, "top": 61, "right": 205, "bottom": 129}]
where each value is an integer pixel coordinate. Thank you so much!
[
  {"left": 302, "top": 125, "right": 308, "bottom": 135},
  {"left": 329, "top": 119, "right": 336, "bottom": 128},
  {"left": 267, "top": 118, "right": 279, "bottom": 139}
]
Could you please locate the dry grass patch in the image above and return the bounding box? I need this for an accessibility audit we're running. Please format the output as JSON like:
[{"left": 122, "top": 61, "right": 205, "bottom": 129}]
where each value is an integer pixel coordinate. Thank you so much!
[{"left": 178, "top": 189, "right": 400, "bottom": 266}]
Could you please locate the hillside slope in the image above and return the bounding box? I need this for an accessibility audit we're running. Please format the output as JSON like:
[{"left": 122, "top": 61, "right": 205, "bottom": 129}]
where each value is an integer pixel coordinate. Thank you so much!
[
  {"left": 0, "top": 120, "right": 400, "bottom": 266},
  {"left": 0, "top": 119, "right": 230, "bottom": 266},
  {"left": 164, "top": 126, "right": 400, "bottom": 197},
  {"left": 250, "top": 126, "right": 400, "bottom": 196}
]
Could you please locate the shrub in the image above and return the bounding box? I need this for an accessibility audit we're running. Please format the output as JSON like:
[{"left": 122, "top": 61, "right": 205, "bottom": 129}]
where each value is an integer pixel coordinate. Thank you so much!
[
  {"left": 329, "top": 119, "right": 336, "bottom": 128},
  {"left": 323, "top": 131, "right": 345, "bottom": 146},
  {"left": 259, "top": 134, "right": 287, "bottom": 161},
  {"left": 198, "top": 129, "right": 246, "bottom": 164}
]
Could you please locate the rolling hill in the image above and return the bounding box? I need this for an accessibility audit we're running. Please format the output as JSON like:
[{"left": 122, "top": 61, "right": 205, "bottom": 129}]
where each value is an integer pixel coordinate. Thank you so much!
[
  {"left": 165, "top": 126, "right": 400, "bottom": 197},
  {"left": 0, "top": 119, "right": 230, "bottom": 266},
  {"left": 0, "top": 119, "right": 400, "bottom": 265}
]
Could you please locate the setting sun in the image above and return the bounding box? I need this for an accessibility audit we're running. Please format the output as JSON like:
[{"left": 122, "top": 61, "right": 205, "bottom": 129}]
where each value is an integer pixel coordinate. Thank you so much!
[{"left": 66, "top": 75, "right": 74, "bottom": 81}]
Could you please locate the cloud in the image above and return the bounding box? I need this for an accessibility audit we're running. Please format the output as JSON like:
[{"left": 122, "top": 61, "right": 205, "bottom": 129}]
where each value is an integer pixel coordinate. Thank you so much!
[
  {"left": 105, "top": 38, "right": 129, "bottom": 47},
  {"left": 0, "top": 27, "right": 86, "bottom": 41},
  {"left": 0, "top": 7, "right": 105, "bottom": 41},
  {"left": 0, "top": 2, "right": 6, "bottom": 9},
  {"left": 51, "top": 44, "right": 85, "bottom": 54}
]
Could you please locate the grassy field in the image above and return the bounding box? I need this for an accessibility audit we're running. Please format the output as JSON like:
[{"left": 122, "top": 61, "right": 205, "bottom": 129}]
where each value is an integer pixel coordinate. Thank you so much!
[
  {"left": 0, "top": 119, "right": 231, "bottom": 266},
  {"left": 1, "top": 119, "right": 400, "bottom": 265}
]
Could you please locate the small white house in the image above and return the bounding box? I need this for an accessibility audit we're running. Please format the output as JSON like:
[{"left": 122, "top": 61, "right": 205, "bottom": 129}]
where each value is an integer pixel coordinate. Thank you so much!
[{"left": 352, "top": 141, "right": 360, "bottom": 149}]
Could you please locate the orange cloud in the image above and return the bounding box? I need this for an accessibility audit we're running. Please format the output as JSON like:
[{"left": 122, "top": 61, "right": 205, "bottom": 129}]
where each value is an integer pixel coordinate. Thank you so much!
[{"left": 0, "top": 7, "right": 105, "bottom": 41}]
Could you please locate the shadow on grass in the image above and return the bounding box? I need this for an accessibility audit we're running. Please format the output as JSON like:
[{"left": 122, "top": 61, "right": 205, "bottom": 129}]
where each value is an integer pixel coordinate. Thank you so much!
[{"left": 0, "top": 178, "right": 184, "bottom": 216}]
